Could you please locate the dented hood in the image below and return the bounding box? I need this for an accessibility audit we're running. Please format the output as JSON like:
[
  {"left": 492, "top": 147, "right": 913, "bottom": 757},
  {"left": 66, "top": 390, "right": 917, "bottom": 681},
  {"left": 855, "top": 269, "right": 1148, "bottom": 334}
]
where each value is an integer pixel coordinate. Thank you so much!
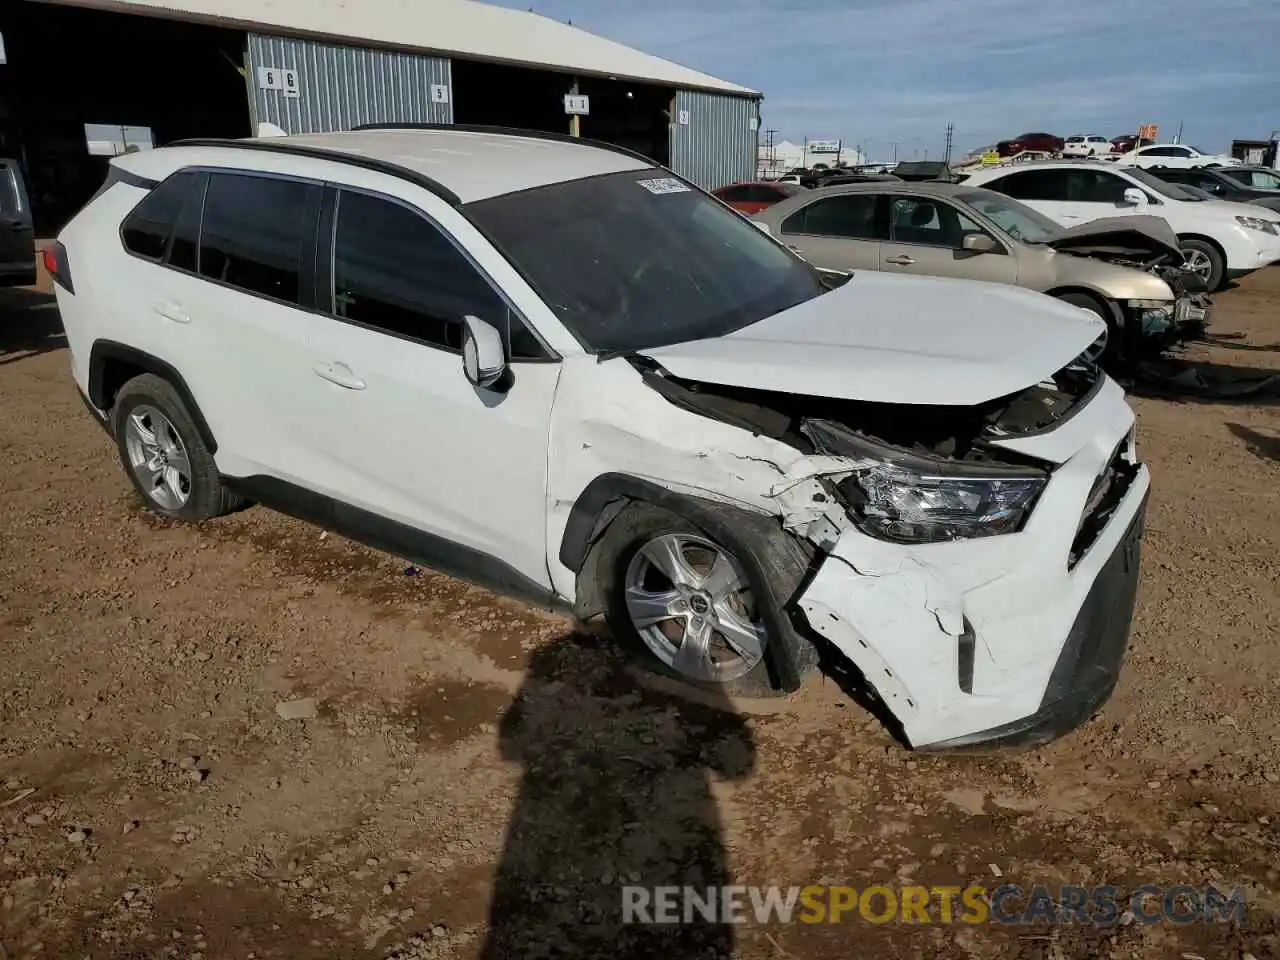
[
  {"left": 643, "top": 272, "right": 1105, "bottom": 406},
  {"left": 1045, "top": 214, "right": 1182, "bottom": 259}
]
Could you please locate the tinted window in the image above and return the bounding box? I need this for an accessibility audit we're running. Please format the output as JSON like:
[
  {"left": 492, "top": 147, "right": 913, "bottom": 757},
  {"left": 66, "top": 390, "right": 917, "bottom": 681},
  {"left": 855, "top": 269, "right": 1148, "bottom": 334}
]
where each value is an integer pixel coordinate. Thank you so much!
[
  {"left": 888, "top": 197, "right": 985, "bottom": 248},
  {"left": 0, "top": 163, "right": 21, "bottom": 217},
  {"left": 199, "top": 172, "right": 314, "bottom": 305},
  {"left": 1223, "top": 168, "right": 1280, "bottom": 189},
  {"left": 782, "top": 195, "right": 881, "bottom": 239},
  {"left": 717, "top": 185, "right": 753, "bottom": 202},
  {"left": 332, "top": 190, "right": 507, "bottom": 353},
  {"left": 985, "top": 169, "right": 1070, "bottom": 201},
  {"left": 1066, "top": 170, "right": 1131, "bottom": 203},
  {"left": 464, "top": 170, "right": 825, "bottom": 354},
  {"left": 122, "top": 171, "right": 204, "bottom": 261}
]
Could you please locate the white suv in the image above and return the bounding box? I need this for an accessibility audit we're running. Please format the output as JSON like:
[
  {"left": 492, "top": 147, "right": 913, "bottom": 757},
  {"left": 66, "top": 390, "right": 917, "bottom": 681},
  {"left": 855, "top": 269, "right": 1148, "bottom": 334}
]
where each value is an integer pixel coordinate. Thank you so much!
[
  {"left": 963, "top": 160, "right": 1280, "bottom": 290},
  {"left": 1062, "top": 135, "right": 1111, "bottom": 158},
  {"left": 1115, "top": 143, "right": 1240, "bottom": 170},
  {"left": 50, "top": 125, "right": 1150, "bottom": 751}
]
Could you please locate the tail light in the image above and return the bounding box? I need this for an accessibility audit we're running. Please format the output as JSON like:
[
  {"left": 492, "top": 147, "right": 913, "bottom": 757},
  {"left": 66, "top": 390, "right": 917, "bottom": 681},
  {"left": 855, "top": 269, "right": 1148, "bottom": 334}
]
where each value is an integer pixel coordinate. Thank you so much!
[{"left": 42, "top": 241, "right": 74, "bottom": 294}]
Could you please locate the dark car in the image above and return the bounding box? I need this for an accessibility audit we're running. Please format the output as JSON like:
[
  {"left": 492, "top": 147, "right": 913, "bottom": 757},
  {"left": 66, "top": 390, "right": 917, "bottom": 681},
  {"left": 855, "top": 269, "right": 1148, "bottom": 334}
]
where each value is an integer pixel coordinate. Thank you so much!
[
  {"left": 996, "top": 132, "right": 1065, "bottom": 157},
  {"left": 1110, "top": 135, "right": 1155, "bottom": 155},
  {"left": 711, "top": 180, "right": 804, "bottom": 214},
  {"left": 1144, "top": 165, "right": 1280, "bottom": 214},
  {"left": 0, "top": 158, "right": 37, "bottom": 288}
]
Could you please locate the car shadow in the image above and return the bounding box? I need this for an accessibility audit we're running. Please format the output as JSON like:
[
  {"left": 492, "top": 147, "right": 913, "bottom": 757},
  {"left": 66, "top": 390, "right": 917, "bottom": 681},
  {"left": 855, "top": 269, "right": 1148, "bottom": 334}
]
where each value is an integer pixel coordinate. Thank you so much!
[
  {"left": 481, "top": 631, "right": 754, "bottom": 959},
  {"left": 0, "top": 288, "right": 65, "bottom": 365},
  {"left": 1226, "top": 422, "right": 1280, "bottom": 464},
  {"left": 1123, "top": 357, "right": 1280, "bottom": 406},
  {"left": 1200, "top": 333, "right": 1280, "bottom": 354}
]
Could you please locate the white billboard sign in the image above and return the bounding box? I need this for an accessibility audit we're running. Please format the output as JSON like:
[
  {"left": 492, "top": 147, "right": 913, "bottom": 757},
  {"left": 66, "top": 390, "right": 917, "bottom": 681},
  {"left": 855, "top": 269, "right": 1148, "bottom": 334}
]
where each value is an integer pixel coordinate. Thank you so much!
[{"left": 807, "top": 139, "right": 841, "bottom": 154}]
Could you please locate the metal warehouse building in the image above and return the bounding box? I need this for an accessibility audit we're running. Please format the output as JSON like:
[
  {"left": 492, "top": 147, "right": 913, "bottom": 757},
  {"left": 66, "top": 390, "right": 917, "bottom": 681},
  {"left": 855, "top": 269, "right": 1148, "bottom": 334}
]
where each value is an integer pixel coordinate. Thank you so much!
[{"left": 0, "top": 0, "right": 762, "bottom": 232}]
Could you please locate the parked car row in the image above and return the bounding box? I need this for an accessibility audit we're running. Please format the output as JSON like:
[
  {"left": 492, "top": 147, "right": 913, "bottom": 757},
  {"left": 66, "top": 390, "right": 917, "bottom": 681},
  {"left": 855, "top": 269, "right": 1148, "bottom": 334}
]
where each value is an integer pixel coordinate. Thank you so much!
[{"left": 994, "top": 133, "right": 1241, "bottom": 170}]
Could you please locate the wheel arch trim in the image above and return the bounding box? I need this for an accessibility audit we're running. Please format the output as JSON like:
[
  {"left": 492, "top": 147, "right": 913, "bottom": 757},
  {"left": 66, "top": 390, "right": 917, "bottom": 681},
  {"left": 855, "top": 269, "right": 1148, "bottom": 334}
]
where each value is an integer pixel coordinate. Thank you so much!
[{"left": 87, "top": 340, "right": 219, "bottom": 454}]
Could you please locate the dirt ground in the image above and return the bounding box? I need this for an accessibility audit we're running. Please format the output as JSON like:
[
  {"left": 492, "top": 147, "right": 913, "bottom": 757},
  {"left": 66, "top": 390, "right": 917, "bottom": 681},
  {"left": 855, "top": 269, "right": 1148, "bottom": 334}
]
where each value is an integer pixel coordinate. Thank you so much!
[{"left": 1, "top": 267, "right": 1278, "bottom": 960}]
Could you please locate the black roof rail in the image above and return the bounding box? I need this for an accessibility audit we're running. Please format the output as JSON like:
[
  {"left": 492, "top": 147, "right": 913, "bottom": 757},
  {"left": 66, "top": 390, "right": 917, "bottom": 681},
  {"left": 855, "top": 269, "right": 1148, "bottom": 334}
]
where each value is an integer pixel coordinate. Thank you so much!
[
  {"left": 163, "top": 137, "right": 462, "bottom": 206},
  {"left": 350, "top": 122, "right": 660, "bottom": 168}
]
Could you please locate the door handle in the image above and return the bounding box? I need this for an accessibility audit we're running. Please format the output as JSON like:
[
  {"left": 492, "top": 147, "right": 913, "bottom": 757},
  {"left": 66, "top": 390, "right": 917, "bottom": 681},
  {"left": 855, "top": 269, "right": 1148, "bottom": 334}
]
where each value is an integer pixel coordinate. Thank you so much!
[
  {"left": 885, "top": 255, "right": 917, "bottom": 266},
  {"left": 313, "top": 361, "right": 366, "bottom": 391},
  {"left": 151, "top": 301, "right": 190, "bottom": 323}
]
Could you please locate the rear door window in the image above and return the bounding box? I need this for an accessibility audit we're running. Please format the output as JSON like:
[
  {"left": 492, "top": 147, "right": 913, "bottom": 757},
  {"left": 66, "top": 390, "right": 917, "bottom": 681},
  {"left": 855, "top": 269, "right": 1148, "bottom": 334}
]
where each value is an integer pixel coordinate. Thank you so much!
[
  {"left": 983, "top": 169, "right": 1070, "bottom": 201},
  {"left": 121, "top": 170, "right": 205, "bottom": 262},
  {"left": 782, "top": 195, "right": 882, "bottom": 239},
  {"left": 198, "top": 172, "right": 318, "bottom": 306}
]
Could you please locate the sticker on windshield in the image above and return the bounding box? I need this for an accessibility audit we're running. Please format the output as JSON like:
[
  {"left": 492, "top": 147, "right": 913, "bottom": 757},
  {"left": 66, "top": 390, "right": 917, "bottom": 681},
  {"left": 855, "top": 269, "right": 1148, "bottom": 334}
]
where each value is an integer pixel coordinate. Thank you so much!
[{"left": 636, "top": 177, "right": 690, "bottom": 195}]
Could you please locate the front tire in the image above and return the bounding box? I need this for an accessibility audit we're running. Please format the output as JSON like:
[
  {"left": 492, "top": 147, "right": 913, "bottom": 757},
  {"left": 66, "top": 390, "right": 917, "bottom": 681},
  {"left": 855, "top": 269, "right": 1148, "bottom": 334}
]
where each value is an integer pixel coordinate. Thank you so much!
[
  {"left": 1055, "top": 291, "right": 1115, "bottom": 363},
  {"left": 1178, "top": 238, "right": 1225, "bottom": 292},
  {"left": 110, "top": 373, "right": 243, "bottom": 522},
  {"left": 599, "top": 504, "right": 802, "bottom": 698}
]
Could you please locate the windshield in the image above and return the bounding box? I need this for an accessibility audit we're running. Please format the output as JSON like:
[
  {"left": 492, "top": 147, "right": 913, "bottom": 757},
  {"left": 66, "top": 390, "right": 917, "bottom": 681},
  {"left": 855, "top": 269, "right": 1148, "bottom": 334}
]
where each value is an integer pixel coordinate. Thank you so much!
[
  {"left": 957, "top": 188, "right": 1060, "bottom": 243},
  {"left": 1228, "top": 168, "right": 1280, "bottom": 189},
  {"left": 1124, "top": 168, "right": 1205, "bottom": 201},
  {"left": 465, "top": 170, "right": 826, "bottom": 353}
]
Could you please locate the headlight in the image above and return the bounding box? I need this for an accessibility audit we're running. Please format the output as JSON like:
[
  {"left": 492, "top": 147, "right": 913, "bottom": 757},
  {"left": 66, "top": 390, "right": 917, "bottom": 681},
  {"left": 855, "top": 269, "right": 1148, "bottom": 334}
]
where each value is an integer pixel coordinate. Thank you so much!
[
  {"left": 1236, "top": 215, "right": 1280, "bottom": 235},
  {"left": 804, "top": 420, "right": 1048, "bottom": 544}
]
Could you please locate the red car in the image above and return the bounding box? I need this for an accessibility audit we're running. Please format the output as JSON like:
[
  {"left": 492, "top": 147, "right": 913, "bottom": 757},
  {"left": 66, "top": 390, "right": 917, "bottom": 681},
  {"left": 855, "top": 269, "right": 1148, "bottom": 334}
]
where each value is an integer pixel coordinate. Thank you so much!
[
  {"left": 995, "top": 132, "right": 1065, "bottom": 157},
  {"left": 711, "top": 180, "right": 804, "bottom": 214},
  {"left": 1109, "top": 135, "right": 1155, "bottom": 155}
]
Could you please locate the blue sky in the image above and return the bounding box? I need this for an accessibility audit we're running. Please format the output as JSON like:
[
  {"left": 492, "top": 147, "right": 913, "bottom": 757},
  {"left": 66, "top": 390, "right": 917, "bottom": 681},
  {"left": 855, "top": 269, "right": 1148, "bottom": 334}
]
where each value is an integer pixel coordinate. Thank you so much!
[{"left": 490, "top": 0, "right": 1277, "bottom": 161}]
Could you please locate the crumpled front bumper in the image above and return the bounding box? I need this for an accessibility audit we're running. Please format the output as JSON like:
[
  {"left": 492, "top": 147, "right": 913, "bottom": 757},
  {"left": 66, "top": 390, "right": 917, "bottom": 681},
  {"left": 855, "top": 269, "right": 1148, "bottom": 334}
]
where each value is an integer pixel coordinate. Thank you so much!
[{"left": 794, "top": 376, "right": 1150, "bottom": 750}]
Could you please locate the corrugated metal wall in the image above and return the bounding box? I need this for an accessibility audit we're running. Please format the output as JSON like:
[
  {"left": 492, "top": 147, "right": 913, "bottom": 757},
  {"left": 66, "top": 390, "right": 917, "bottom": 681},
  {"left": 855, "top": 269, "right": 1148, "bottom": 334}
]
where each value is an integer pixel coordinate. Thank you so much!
[
  {"left": 245, "top": 33, "right": 452, "bottom": 134},
  {"left": 669, "top": 90, "right": 760, "bottom": 189}
]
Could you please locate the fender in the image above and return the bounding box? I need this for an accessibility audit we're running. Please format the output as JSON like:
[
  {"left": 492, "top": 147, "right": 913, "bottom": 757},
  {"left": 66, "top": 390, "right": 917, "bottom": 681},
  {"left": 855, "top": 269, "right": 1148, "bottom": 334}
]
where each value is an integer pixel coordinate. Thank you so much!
[
  {"left": 87, "top": 340, "right": 219, "bottom": 453},
  {"left": 559, "top": 472, "right": 819, "bottom": 692}
]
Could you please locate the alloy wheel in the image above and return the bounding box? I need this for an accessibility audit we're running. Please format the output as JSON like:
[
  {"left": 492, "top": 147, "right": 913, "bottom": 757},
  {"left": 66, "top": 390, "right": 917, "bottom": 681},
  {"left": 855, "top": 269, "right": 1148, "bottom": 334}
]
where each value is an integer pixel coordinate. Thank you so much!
[
  {"left": 123, "top": 405, "right": 193, "bottom": 510},
  {"left": 623, "top": 533, "right": 767, "bottom": 682},
  {"left": 1182, "top": 249, "right": 1213, "bottom": 284}
]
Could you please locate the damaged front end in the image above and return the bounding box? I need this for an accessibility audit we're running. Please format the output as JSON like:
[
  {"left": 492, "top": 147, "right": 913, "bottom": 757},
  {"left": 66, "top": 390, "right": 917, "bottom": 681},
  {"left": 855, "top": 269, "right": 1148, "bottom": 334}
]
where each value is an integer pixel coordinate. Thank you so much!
[
  {"left": 1047, "top": 216, "right": 1213, "bottom": 355},
  {"left": 635, "top": 353, "right": 1150, "bottom": 750}
]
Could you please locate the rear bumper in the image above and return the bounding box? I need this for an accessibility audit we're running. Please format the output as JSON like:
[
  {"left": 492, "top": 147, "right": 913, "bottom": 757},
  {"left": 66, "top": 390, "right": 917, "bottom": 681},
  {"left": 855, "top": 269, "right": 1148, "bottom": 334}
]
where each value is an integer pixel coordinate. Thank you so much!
[{"left": 924, "top": 493, "right": 1146, "bottom": 751}]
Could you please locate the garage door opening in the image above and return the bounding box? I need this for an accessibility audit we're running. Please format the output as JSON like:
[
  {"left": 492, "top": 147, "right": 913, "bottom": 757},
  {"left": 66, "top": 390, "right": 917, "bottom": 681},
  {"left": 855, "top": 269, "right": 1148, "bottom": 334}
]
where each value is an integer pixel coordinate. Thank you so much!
[
  {"left": 450, "top": 60, "right": 673, "bottom": 166},
  {"left": 0, "top": 2, "right": 251, "bottom": 232}
]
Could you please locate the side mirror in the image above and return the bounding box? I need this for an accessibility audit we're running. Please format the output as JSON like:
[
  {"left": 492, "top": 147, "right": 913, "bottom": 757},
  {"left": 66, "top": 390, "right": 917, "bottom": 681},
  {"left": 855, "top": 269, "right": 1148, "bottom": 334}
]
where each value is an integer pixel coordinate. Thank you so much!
[
  {"left": 1121, "top": 187, "right": 1147, "bottom": 206},
  {"left": 961, "top": 233, "right": 998, "bottom": 253},
  {"left": 461, "top": 315, "right": 507, "bottom": 390},
  {"left": 752, "top": 220, "right": 772, "bottom": 235}
]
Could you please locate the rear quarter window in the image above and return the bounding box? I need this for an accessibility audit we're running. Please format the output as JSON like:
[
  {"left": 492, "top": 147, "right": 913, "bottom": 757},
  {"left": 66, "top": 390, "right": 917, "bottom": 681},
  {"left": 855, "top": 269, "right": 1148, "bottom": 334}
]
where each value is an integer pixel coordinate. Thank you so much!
[{"left": 121, "top": 170, "right": 206, "bottom": 264}]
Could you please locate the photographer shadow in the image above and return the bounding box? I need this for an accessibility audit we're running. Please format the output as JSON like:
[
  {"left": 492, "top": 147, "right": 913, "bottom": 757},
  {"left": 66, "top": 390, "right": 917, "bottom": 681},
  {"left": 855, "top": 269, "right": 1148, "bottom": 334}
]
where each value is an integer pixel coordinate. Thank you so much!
[{"left": 482, "top": 632, "right": 755, "bottom": 959}]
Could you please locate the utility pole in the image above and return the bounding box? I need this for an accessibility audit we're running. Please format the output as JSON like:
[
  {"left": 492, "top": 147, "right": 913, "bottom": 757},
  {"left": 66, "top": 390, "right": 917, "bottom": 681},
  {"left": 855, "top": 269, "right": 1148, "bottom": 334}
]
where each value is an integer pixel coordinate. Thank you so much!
[
  {"left": 762, "top": 128, "right": 777, "bottom": 178},
  {"left": 944, "top": 122, "right": 954, "bottom": 166}
]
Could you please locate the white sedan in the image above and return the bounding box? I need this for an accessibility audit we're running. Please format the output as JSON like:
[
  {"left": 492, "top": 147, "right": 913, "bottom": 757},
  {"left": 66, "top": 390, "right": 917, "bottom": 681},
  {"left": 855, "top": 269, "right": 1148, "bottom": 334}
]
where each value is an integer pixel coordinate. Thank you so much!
[{"left": 1115, "top": 144, "right": 1240, "bottom": 169}]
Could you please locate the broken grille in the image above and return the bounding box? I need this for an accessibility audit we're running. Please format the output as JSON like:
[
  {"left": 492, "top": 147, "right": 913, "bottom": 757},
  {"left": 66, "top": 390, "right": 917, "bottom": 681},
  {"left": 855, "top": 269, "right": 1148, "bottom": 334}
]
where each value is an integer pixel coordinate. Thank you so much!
[{"left": 1068, "top": 434, "right": 1138, "bottom": 570}]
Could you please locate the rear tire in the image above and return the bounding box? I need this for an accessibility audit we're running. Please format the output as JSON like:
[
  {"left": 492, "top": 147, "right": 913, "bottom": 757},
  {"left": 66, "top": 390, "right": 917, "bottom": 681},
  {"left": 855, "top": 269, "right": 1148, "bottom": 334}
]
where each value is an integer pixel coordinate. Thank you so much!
[
  {"left": 110, "top": 373, "right": 243, "bottom": 522},
  {"left": 1177, "top": 238, "right": 1225, "bottom": 292}
]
